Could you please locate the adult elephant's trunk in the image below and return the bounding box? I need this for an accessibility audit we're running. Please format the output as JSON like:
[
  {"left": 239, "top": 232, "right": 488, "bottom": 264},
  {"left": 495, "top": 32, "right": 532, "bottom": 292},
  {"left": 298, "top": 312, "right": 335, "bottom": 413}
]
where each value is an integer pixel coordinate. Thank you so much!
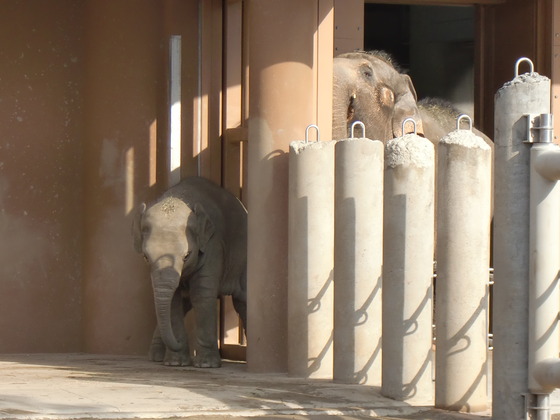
[
  {"left": 152, "top": 268, "right": 184, "bottom": 352},
  {"left": 332, "top": 64, "right": 353, "bottom": 140}
]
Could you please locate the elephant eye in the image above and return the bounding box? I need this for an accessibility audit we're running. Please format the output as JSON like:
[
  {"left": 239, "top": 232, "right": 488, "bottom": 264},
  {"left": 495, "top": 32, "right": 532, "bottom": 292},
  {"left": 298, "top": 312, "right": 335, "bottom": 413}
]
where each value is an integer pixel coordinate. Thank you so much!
[
  {"left": 143, "top": 254, "right": 150, "bottom": 264},
  {"left": 183, "top": 251, "right": 192, "bottom": 261},
  {"left": 359, "top": 64, "right": 373, "bottom": 79}
]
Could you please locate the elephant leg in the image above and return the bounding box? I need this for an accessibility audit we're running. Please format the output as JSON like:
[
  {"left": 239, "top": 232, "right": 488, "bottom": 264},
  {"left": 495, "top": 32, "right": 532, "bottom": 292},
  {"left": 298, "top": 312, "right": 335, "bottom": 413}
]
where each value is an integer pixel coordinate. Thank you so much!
[
  {"left": 232, "top": 294, "right": 247, "bottom": 335},
  {"left": 191, "top": 295, "right": 221, "bottom": 368},
  {"left": 163, "top": 288, "right": 192, "bottom": 367}
]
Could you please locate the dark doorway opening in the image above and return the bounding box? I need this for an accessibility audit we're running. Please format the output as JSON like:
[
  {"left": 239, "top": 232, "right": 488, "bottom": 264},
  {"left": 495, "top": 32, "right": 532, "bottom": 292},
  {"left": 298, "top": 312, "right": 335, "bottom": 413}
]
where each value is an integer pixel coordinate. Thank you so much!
[{"left": 364, "top": 3, "right": 475, "bottom": 117}]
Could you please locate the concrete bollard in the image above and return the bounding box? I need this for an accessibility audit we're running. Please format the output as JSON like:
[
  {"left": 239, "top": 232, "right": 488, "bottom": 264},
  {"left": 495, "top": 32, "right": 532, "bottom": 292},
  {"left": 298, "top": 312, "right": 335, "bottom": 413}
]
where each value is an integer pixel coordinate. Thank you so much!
[
  {"left": 333, "top": 129, "right": 383, "bottom": 385},
  {"left": 434, "top": 119, "right": 491, "bottom": 412},
  {"left": 382, "top": 129, "right": 435, "bottom": 403},
  {"left": 288, "top": 130, "right": 335, "bottom": 379},
  {"left": 492, "top": 61, "right": 551, "bottom": 420}
]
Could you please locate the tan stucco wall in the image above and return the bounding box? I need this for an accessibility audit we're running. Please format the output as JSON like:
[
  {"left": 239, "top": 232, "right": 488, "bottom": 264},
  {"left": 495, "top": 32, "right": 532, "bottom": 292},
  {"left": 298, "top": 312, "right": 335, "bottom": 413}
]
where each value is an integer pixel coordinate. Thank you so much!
[
  {"left": 0, "top": 0, "right": 208, "bottom": 355},
  {"left": 0, "top": 1, "right": 85, "bottom": 352},
  {"left": 80, "top": 0, "right": 165, "bottom": 355}
]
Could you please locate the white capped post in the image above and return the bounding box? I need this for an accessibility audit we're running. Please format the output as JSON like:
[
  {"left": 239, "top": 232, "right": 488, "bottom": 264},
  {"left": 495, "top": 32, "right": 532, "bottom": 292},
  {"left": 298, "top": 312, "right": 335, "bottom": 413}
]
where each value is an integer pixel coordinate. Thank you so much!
[
  {"left": 382, "top": 127, "right": 435, "bottom": 404},
  {"left": 492, "top": 57, "right": 552, "bottom": 420}
]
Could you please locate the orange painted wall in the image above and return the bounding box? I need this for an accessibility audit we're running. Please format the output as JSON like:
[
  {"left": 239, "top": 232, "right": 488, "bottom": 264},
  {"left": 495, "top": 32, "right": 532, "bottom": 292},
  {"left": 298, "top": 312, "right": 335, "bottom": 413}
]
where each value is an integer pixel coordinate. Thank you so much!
[
  {"left": 0, "top": 1, "right": 85, "bottom": 352},
  {"left": 0, "top": 0, "right": 211, "bottom": 355}
]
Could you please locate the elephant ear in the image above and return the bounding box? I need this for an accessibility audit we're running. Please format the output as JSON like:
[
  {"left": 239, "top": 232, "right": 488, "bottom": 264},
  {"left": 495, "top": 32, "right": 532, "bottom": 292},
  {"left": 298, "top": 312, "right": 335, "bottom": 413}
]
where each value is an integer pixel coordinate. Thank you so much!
[
  {"left": 132, "top": 203, "right": 146, "bottom": 253},
  {"left": 194, "top": 203, "right": 215, "bottom": 253},
  {"left": 402, "top": 74, "right": 418, "bottom": 101}
]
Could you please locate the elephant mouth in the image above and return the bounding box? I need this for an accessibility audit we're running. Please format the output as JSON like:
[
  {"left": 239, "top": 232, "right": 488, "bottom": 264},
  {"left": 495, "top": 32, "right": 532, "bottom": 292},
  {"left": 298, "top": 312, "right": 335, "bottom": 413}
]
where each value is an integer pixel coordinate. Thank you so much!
[
  {"left": 395, "top": 118, "right": 425, "bottom": 138},
  {"left": 347, "top": 94, "right": 356, "bottom": 123}
]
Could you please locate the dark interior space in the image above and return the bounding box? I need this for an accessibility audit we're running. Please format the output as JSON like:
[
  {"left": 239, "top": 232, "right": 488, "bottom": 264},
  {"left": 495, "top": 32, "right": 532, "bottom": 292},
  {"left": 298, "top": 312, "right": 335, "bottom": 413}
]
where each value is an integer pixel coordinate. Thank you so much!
[{"left": 364, "top": 3, "right": 475, "bottom": 116}]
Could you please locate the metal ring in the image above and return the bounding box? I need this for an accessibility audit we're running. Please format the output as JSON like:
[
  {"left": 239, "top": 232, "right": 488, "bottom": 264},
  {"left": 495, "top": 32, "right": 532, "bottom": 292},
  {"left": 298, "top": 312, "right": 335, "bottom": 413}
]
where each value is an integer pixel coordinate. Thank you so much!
[
  {"left": 305, "top": 124, "right": 320, "bottom": 143},
  {"left": 515, "top": 57, "right": 534, "bottom": 77},
  {"left": 402, "top": 118, "right": 417, "bottom": 135},
  {"left": 350, "top": 121, "right": 366, "bottom": 138},
  {"left": 456, "top": 114, "right": 473, "bottom": 131}
]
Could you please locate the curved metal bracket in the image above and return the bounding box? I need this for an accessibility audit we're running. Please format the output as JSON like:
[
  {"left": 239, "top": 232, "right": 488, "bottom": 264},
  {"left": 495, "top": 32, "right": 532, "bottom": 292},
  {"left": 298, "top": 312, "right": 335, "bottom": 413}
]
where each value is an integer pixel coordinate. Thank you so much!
[
  {"left": 350, "top": 121, "right": 366, "bottom": 139},
  {"left": 515, "top": 57, "right": 535, "bottom": 77},
  {"left": 456, "top": 114, "right": 473, "bottom": 131},
  {"left": 402, "top": 118, "right": 417, "bottom": 135},
  {"left": 305, "top": 124, "right": 320, "bottom": 143}
]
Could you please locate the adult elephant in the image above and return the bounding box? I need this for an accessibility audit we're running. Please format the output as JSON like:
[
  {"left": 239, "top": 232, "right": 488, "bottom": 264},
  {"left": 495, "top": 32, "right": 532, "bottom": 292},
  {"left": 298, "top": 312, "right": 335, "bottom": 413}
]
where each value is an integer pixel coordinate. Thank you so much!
[
  {"left": 333, "top": 50, "right": 424, "bottom": 141},
  {"left": 132, "top": 176, "right": 247, "bottom": 368},
  {"left": 333, "top": 50, "right": 492, "bottom": 147}
]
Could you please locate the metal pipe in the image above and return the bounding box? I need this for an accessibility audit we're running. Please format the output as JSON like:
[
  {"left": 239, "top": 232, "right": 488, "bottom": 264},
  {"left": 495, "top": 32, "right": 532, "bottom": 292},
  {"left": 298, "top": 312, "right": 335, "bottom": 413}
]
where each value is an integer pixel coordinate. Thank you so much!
[
  {"left": 169, "top": 35, "right": 182, "bottom": 186},
  {"left": 529, "top": 142, "right": 560, "bottom": 394}
]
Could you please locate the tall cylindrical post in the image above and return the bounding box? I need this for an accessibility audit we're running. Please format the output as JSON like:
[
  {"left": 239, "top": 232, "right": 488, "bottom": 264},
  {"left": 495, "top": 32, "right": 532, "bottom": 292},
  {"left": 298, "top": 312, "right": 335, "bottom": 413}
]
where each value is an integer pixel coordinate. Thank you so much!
[
  {"left": 333, "top": 137, "right": 383, "bottom": 385},
  {"left": 492, "top": 69, "right": 550, "bottom": 420},
  {"left": 288, "top": 138, "right": 335, "bottom": 379},
  {"left": 529, "top": 143, "right": 560, "bottom": 394},
  {"left": 382, "top": 133, "right": 435, "bottom": 403},
  {"left": 435, "top": 128, "right": 491, "bottom": 412},
  {"left": 245, "top": 0, "right": 333, "bottom": 372}
]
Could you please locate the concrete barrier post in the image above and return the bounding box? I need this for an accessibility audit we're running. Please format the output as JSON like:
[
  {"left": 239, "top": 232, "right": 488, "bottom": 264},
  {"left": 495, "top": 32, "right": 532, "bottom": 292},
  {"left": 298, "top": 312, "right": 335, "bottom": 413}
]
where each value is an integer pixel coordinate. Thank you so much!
[
  {"left": 333, "top": 136, "right": 383, "bottom": 385},
  {"left": 288, "top": 136, "right": 336, "bottom": 379},
  {"left": 435, "top": 126, "right": 492, "bottom": 412},
  {"left": 382, "top": 132, "right": 435, "bottom": 403},
  {"left": 492, "top": 62, "right": 551, "bottom": 420}
]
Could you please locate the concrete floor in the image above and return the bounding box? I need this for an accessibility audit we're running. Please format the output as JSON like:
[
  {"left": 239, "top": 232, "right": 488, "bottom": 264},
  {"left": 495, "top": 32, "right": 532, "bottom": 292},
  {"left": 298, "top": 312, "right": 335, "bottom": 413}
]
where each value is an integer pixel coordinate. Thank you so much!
[{"left": 0, "top": 353, "right": 553, "bottom": 420}]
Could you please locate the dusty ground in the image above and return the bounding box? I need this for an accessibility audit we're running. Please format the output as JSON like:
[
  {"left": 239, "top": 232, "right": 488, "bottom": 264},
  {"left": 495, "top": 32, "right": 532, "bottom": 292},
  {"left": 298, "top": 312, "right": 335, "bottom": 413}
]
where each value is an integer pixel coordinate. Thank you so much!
[{"left": 0, "top": 353, "right": 549, "bottom": 420}]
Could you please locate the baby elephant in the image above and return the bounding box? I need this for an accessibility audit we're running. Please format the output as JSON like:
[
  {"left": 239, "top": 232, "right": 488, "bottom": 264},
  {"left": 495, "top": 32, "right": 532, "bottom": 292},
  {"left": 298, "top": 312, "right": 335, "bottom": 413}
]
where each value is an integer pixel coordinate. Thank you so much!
[{"left": 132, "top": 176, "right": 247, "bottom": 368}]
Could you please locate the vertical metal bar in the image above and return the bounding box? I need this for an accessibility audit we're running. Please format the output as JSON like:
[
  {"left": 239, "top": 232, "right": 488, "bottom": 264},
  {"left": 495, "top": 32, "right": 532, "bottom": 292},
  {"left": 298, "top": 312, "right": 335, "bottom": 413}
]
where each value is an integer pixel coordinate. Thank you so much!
[{"left": 169, "top": 35, "right": 182, "bottom": 187}]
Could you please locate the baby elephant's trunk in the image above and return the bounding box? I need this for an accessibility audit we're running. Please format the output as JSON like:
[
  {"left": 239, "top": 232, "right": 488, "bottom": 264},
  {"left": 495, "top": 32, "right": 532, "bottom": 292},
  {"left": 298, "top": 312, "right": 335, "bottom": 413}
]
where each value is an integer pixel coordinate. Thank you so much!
[{"left": 152, "top": 269, "right": 184, "bottom": 352}]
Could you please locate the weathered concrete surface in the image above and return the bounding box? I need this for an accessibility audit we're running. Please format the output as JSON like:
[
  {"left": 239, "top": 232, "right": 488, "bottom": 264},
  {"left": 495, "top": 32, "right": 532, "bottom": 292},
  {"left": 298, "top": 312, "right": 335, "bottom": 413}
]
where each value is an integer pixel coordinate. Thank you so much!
[
  {"left": 288, "top": 140, "right": 336, "bottom": 379},
  {"left": 0, "top": 353, "right": 494, "bottom": 420},
  {"left": 382, "top": 134, "right": 435, "bottom": 404},
  {"left": 492, "top": 72, "right": 551, "bottom": 420},
  {"left": 435, "top": 131, "right": 492, "bottom": 412},
  {"left": 334, "top": 138, "right": 383, "bottom": 386},
  {"left": 3, "top": 353, "right": 560, "bottom": 419}
]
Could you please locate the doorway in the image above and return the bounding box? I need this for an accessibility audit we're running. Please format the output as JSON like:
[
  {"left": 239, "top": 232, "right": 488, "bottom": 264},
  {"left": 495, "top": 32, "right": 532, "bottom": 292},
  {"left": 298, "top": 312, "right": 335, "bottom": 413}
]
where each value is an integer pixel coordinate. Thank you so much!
[{"left": 364, "top": 4, "right": 476, "bottom": 117}]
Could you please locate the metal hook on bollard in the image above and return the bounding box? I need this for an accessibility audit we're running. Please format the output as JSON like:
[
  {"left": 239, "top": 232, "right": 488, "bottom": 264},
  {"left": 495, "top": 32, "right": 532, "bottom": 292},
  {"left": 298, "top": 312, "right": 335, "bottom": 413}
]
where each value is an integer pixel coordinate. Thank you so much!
[
  {"left": 350, "top": 121, "right": 366, "bottom": 139},
  {"left": 515, "top": 57, "right": 535, "bottom": 77},
  {"left": 305, "top": 124, "right": 320, "bottom": 143},
  {"left": 402, "top": 118, "right": 417, "bottom": 136},
  {"left": 456, "top": 114, "right": 473, "bottom": 131}
]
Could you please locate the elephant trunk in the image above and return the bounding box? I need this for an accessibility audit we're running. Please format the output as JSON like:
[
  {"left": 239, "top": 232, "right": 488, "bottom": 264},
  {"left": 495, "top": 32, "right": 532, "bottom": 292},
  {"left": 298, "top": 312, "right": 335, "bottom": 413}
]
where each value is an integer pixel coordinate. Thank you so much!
[
  {"left": 152, "top": 269, "right": 184, "bottom": 352},
  {"left": 332, "top": 66, "right": 354, "bottom": 140}
]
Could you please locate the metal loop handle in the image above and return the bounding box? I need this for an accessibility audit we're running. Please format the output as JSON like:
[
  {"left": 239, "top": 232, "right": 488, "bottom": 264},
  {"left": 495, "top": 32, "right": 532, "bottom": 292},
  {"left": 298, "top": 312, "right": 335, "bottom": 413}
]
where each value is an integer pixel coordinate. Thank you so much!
[
  {"left": 350, "top": 121, "right": 366, "bottom": 138},
  {"left": 402, "top": 118, "right": 417, "bottom": 135},
  {"left": 456, "top": 114, "right": 473, "bottom": 131},
  {"left": 305, "top": 124, "right": 320, "bottom": 143},
  {"left": 515, "top": 57, "right": 535, "bottom": 77}
]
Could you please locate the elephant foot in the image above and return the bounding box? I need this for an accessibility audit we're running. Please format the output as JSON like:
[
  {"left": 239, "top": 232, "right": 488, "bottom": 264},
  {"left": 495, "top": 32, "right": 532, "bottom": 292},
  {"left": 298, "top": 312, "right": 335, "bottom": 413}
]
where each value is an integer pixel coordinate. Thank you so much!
[
  {"left": 148, "top": 339, "right": 166, "bottom": 363},
  {"left": 164, "top": 348, "right": 192, "bottom": 367},
  {"left": 193, "top": 351, "right": 221, "bottom": 368}
]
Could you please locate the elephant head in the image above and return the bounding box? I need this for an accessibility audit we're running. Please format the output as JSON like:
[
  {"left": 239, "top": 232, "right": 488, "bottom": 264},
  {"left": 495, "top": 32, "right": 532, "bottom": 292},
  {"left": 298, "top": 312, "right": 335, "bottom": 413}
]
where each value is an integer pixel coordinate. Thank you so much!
[
  {"left": 133, "top": 197, "right": 214, "bottom": 352},
  {"left": 333, "top": 50, "right": 424, "bottom": 141}
]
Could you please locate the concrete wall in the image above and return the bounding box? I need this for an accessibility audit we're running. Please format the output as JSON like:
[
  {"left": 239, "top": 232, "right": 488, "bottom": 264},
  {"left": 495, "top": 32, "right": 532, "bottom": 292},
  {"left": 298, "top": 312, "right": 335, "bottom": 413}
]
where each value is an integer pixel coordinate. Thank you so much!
[
  {"left": 0, "top": 0, "right": 220, "bottom": 355},
  {"left": 0, "top": 0, "right": 85, "bottom": 352},
  {"left": 80, "top": 0, "right": 164, "bottom": 355}
]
